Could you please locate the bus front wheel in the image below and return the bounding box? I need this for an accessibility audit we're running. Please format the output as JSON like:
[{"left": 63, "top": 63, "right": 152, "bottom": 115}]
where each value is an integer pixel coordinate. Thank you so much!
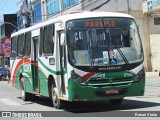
[
  {"left": 51, "top": 85, "right": 64, "bottom": 109},
  {"left": 21, "top": 77, "right": 30, "bottom": 101},
  {"left": 109, "top": 98, "right": 123, "bottom": 105}
]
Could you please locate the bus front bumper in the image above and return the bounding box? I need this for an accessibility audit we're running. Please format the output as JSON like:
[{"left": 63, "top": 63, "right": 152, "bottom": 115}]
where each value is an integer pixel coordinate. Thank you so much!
[{"left": 68, "top": 78, "right": 145, "bottom": 101}]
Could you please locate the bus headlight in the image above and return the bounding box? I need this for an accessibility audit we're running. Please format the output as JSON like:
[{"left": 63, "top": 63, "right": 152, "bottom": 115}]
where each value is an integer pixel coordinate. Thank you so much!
[
  {"left": 71, "top": 70, "right": 84, "bottom": 84},
  {"left": 133, "top": 68, "right": 145, "bottom": 82}
]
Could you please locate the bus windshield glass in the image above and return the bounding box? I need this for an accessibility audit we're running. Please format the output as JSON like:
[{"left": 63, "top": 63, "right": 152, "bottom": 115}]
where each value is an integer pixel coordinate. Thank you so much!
[{"left": 66, "top": 18, "right": 143, "bottom": 67}]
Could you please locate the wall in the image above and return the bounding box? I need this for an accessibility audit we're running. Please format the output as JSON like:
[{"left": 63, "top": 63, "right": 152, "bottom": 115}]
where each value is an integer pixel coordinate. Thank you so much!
[
  {"left": 150, "top": 34, "right": 160, "bottom": 71},
  {"left": 149, "top": 15, "right": 160, "bottom": 34},
  {"left": 83, "top": 0, "right": 143, "bottom": 12}
]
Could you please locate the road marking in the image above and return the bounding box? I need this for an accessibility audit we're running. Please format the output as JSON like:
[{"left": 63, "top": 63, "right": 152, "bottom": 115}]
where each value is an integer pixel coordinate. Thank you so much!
[{"left": 0, "top": 98, "right": 21, "bottom": 106}]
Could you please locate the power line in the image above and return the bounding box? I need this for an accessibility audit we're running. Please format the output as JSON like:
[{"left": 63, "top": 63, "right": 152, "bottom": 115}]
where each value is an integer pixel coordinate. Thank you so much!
[
  {"left": 0, "top": 0, "right": 8, "bottom": 10},
  {"left": 0, "top": 0, "right": 5, "bottom": 8},
  {"left": 16, "top": 0, "right": 22, "bottom": 5},
  {"left": 91, "top": 0, "right": 111, "bottom": 11},
  {"left": 1, "top": 0, "right": 8, "bottom": 9},
  {"left": 0, "top": 22, "right": 18, "bottom": 30},
  {"left": 0, "top": 0, "right": 7, "bottom": 16}
]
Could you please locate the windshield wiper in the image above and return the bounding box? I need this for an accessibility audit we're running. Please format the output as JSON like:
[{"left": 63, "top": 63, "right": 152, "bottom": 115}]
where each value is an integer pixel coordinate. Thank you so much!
[
  {"left": 90, "top": 31, "right": 97, "bottom": 69},
  {"left": 101, "top": 18, "right": 130, "bottom": 67},
  {"left": 90, "top": 44, "right": 96, "bottom": 69}
]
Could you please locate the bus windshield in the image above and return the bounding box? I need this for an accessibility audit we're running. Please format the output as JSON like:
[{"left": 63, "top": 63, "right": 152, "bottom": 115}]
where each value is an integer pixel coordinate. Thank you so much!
[{"left": 66, "top": 18, "right": 143, "bottom": 67}]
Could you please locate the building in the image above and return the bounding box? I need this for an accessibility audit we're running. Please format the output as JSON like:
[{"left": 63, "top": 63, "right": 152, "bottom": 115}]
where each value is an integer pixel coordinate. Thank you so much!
[
  {"left": 32, "top": 0, "right": 42, "bottom": 23},
  {"left": 41, "top": 0, "right": 81, "bottom": 20},
  {"left": 143, "top": 0, "right": 160, "bottom": 72},
  {"left": 17, "top": 0, "right": 42, "bottom": 29},
  {"left": 0, "top": 14, "right": 17, "bottom": 38},
  {"left": 0, "top": 14, "right": 17, "bottom": 67}
]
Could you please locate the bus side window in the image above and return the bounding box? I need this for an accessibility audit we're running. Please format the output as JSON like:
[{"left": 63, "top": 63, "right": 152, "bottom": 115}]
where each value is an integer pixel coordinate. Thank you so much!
[
  {"left": 11, "top": 37, "right": 17, "bottom": 58},
  {"left": 17, "top": 34, "right": 25, "bottom": 57},
  {"left": 110, "top": 29, "right": 122, "bottom": 47},
  {"left": 39, "top": 27, "right": 43, "bottom": 57},
  {"left": 43, "top": 24, "right": 54, "bottom": 55},
  {"left": 24, "top": 32, "right": 31, "bottom": 57},
  {"left": 121, "top": 28, "right": 130, "bottom": 47}
]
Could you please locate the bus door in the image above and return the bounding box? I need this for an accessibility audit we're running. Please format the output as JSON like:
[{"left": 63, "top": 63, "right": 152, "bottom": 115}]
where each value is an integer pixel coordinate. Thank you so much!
[
  {"left": 59, "top": 31, "right": 67, "bottom": 95},
  {"left": 32, "top": 36, "right": 39, "bottom": 93}
]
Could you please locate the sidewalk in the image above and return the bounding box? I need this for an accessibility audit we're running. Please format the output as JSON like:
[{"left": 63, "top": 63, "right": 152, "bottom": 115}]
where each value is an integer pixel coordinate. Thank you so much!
[{"left": 145, "top": 72, "right": 160, "bottom": 97}]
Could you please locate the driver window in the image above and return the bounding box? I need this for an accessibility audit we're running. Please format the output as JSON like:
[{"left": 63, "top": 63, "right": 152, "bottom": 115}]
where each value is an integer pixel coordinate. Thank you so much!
[{"left": 121, "top": 28, "right": 130, "bottom": 47}]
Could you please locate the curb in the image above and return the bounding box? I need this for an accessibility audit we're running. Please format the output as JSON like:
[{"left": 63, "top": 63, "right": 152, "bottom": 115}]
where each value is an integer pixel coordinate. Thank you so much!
[
  {"left": 145, "top": 89, "right": 160, "bottom": 97},
  {"left": 145, "top": 93, "right": 160, "bottom": 97}
]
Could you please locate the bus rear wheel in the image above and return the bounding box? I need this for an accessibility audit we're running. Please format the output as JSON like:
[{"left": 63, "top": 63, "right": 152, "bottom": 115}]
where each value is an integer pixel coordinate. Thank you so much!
[
  {"left": 109, "top": 98, "right": 123, "bottom": 105},
  {"left": 51, "top": 85, "right": 64, "bottom": 109}
]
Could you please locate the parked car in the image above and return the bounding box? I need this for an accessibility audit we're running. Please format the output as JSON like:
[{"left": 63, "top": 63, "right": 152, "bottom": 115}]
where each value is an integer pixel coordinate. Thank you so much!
[{"left": 0, "top": 67, "right": 8, "bottom": 81}]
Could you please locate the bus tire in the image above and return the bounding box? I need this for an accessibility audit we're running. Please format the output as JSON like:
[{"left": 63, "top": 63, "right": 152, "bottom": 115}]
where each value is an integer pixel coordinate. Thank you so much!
[
  {"left": 48, "top": 76, "right": 55, "bottom": 98},
  {"left": 109, "top": 98, "right": 123, "bottom": 105},
  {"left": 51, "top": 85, "right": 64, "bottom": 109},
  {"left": 20, "top": 77, "right": 31, "bottom": 101}
]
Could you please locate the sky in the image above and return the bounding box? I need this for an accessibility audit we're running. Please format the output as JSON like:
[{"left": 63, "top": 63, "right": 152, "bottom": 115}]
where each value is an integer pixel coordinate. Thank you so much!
[{"left": 0, "top": 0, "right": 20, "bottom": 21}]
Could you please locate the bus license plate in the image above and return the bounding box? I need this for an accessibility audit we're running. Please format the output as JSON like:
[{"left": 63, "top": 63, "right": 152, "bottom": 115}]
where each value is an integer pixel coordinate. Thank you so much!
[{"left": 105, "top": 89, "right": 119, "bottom": 94}]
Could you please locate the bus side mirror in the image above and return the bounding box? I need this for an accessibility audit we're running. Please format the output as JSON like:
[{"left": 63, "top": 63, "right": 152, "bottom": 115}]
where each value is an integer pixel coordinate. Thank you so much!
[{"left": 60, "top": 33, "right": 66, "bottom": 46}]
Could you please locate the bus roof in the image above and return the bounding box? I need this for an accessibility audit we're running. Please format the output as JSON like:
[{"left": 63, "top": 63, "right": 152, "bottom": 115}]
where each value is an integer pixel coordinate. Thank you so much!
[{"left": 11, "top": 11, "right": 134, "bottom": 37}]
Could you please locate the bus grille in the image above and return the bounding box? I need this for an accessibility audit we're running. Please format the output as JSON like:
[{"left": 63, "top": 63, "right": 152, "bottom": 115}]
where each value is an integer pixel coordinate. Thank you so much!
[{"left": 86, "top": 77, "right": 133, "bottom": 86}]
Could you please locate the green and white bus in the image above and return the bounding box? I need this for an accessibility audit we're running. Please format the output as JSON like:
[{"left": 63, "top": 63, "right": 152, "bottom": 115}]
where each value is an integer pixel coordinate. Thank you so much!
[{"left": 10, "top": 12, "right": 145, "bottom": 109}]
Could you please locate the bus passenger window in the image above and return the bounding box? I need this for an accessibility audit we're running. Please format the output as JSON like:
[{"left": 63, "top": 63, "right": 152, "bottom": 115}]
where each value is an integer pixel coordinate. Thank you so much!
[
  {"left": 121, "top": 28, "right": 130, "bottom": 47},
  {"left": 11, "top": 37, "right": 17, "bottom": 58},
  {"left": 43, "top": 24, "right": 54, "bottom": 55},
  {"left": 110, "top": 29, "right": 123, "bottom": 47},
  {"left": 39, "top": 28, "right": 43, "bottom": 56},
  {"left": 24, "top": 32, "right": 31, "bottom": 57},
  {"left": 17, "top": 34, "right": 25, "bottom": 57}
]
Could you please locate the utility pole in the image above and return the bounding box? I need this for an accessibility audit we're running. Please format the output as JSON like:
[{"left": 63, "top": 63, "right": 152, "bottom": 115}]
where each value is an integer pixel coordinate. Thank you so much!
[
  {"left": 126, "top": 0, "right": 131, "bottom": 14},
  {"left": 115, "top": 0, "right": 118, "bottom": 12},
  {"left": 41, "top": 0, "right": 47, "bottom": 21},
  {"left": 59, "top": 0, "right": 63, "bottom": 15},
  {"left": 144, "top": 15, "right": 152, "bottom": 71}
]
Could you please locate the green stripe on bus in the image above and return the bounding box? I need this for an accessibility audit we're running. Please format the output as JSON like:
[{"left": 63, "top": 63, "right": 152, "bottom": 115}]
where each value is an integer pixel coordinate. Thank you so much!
[{"left": 38, "top": 58, "right": 67, "bottom": 75}]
